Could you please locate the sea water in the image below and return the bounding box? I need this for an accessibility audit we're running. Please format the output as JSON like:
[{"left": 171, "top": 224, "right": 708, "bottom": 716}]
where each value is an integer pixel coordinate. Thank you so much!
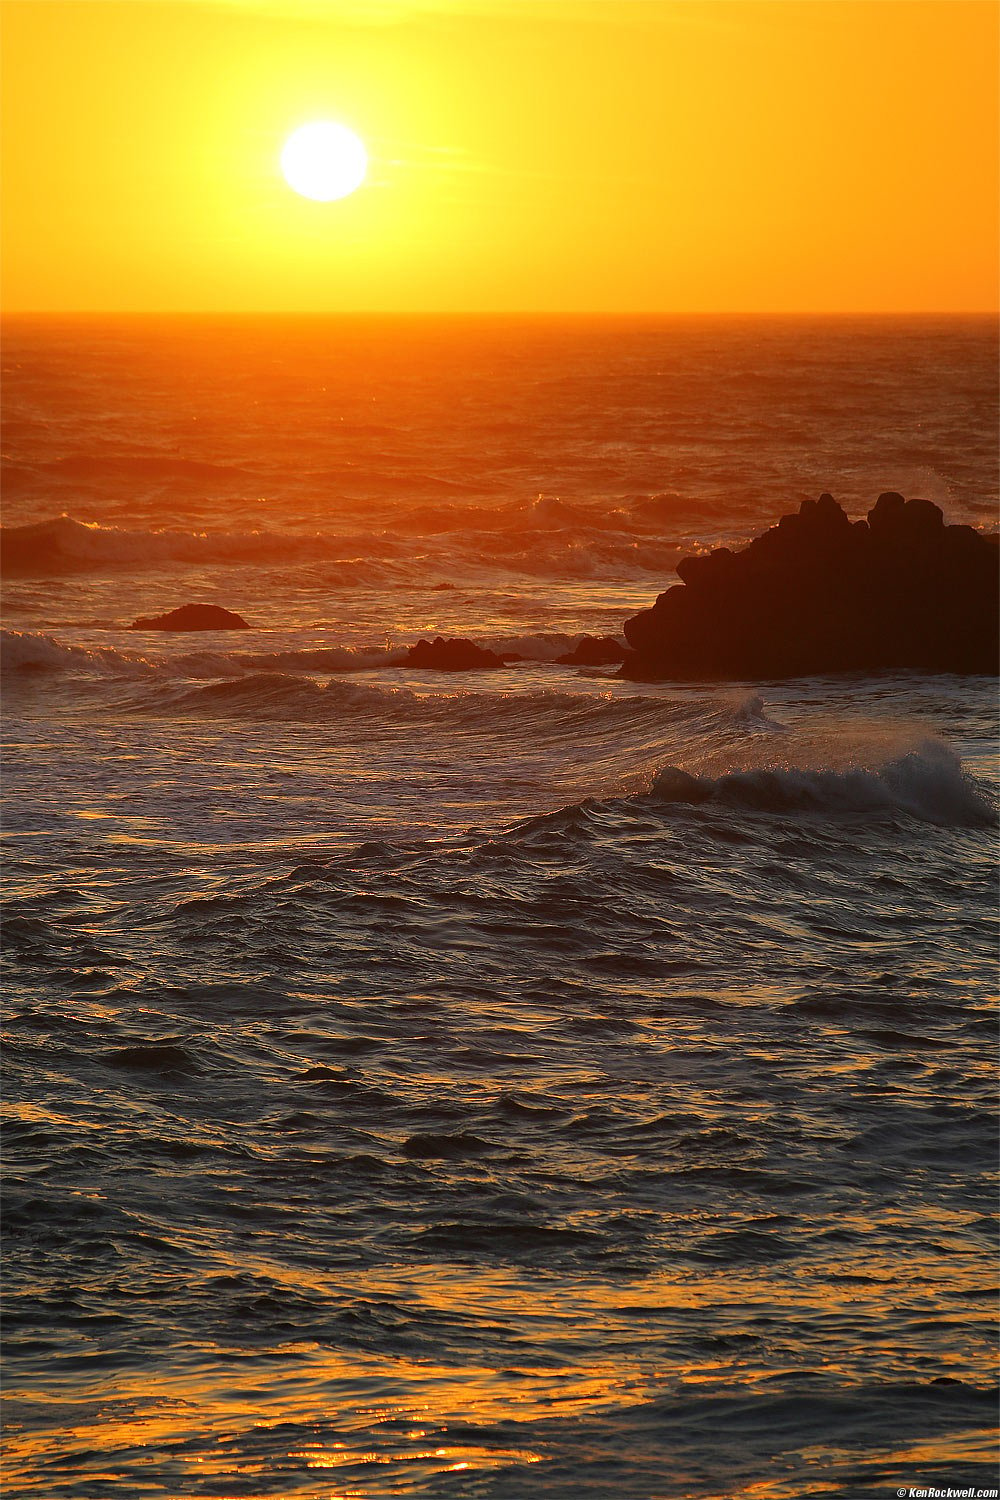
[{"left": 2, "top": 315, "right": 997, "bottom": 1498}]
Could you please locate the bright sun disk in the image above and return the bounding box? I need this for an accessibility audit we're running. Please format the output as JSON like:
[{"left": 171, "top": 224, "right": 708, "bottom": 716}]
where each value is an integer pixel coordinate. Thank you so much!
[{"left": 280, "top": 121, "right": 367, "bottom": 202}]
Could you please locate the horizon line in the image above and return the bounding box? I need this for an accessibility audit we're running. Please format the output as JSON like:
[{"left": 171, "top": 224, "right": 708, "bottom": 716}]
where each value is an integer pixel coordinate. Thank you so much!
[{"left": 3, "top": 307, "right": 998, "bottom": 319}]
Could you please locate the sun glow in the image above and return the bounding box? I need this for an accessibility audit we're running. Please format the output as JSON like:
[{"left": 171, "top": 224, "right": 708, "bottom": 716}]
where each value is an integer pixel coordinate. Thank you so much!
[
  {"left": 280, "top": 121, "right": 367, "bottom": 202},
  {"left": 1, "top": 1, "right": 996, "bottom": 311}
]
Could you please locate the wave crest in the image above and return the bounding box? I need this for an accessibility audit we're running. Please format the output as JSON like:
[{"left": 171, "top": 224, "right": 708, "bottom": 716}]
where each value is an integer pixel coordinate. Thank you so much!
[
  {"left": 651, "top": 740, "right": 994, "bottom": 827},
  {"left": 2, "top": 511, "right": 684, "bottom": 583},
  {"left": 1, "top": 629, "right": 155, "bottom": 677},
  {"left": 1, "top": 514, "right": 403, "bottom": 582}
]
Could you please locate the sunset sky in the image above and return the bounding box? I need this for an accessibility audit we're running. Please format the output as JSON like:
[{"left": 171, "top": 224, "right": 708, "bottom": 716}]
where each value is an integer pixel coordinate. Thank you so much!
[{"left": 2, "top": 0, "right": 997, "bottom": 313}]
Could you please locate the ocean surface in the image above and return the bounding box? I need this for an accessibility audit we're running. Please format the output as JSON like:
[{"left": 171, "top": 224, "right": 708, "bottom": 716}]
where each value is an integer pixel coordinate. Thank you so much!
[{"left": 2, "top": 315, "right": 997, "bottom": 1499}]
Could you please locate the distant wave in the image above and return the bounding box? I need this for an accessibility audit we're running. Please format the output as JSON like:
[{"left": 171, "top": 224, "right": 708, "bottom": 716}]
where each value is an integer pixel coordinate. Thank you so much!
[
  {"left": 148, "top": 672, "right": 403, "bottom": 718},
  {"left": 1, "top": 511, "right": 686, "bottom": 582},
  {"left": 0, "top": 629, "right": 600, "bottom": 680},
  {"left": 7, "top": 500, "right": 992, "bottom": 584},
  {"left": 1, "top": 638, "right": 707, "bottom": 742},
  {"left": 132, "top": 675, "right": 700, "bottom": 729},
  {"left": 0, "top": 630, "right": 406, "bottom": 680},
  {"left": 0, "top": 629, "right": 156, "bottom": 677},
  {"left": 0, "top": 515, "right": 410, "bottom": 580},
  {"left": 21, "top": 454, "right": 259, "bottom": 483}
]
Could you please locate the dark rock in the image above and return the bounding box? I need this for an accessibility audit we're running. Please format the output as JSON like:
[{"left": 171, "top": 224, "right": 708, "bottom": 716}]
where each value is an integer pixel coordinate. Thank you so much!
[
  {"left": 130, "top": 604, "right": 250, "bottom": 631},
  {"left": 868, "top": 492, "right": 945, "bottom": 544},
  {"left": 404, "top": 636, "right": 506, "bottom": 670},
  {"left": 621, "top": 495, "right": 998, "bottom": 680},
  {"left": 554, "top": 635, "right": 627, "bottom": 666},
  {"left": 866, "top": 491, "right": 907, "bottom": 537}
]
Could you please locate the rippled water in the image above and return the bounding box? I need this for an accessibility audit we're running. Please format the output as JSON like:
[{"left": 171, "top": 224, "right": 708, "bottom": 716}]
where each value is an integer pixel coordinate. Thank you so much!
[{"left": 2, "top": 316, "right": 997, "bottom": 1498}]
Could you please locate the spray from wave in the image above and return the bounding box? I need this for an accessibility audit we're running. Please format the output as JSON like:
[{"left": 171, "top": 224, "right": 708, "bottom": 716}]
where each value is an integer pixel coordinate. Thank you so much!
[{"left": 651, "top": 738, "right": 995, "bottom": 827}]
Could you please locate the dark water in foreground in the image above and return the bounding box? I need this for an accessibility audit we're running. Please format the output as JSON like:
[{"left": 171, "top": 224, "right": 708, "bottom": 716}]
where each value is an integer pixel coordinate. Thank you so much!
[{"left": 2, "top": 316, "right": 998, "bottom": 1497}]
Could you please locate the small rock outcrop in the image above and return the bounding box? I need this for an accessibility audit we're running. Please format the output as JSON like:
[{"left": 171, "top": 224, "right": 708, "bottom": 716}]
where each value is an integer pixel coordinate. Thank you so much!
[
  {"left": 404, "top": 636, "right": 506, "bottom": 671},
  {"left": 130, "top": 604, "right": 250, "bottom": 631},
  {"left": 554, "top": 635, "right": 627, "bottom": 666},
  {"left": 621, "top": 494, "right": 998, "bottom": 680}
]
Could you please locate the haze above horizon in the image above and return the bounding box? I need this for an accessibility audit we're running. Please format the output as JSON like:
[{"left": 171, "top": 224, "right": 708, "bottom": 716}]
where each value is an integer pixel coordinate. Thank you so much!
[{"left": 2, "top": 0, "right": 996, "bottom": 314}]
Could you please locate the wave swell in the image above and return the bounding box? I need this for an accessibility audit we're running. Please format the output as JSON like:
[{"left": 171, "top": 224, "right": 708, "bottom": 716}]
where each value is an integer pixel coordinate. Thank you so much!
[
  {"left": 1, "top": 515, "right": 405, "bottom": 581},
  {"left": 1, "top": 511, "right": 686, "bottom": 582}
]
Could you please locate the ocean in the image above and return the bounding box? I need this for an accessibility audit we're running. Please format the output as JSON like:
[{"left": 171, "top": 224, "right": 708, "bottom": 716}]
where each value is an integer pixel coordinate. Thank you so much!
[{"left": 2, "top": 314, "right": 997, "bottom": 1498}]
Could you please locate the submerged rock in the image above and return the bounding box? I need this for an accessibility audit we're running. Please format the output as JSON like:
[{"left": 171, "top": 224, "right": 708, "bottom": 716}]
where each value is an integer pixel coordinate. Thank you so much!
[
  {"left": 621, "top": 494, "right": 998, "bottom": 679},
  {"left": 404, "top": 636, "right": 507, "bottom": 670},
  {"left": 554, "top": 635, "right": 627, "bottom": 666},
  {"left": 130, "top": 604, "right": 250, "bottom": 631}
]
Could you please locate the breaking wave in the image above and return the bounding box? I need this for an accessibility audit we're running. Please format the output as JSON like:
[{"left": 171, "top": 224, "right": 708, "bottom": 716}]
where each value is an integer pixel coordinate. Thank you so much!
[
  {"left": 651, "top": 739, "right": 995, "bottom": 827},
  {"left": 1, "top": 629, "right": 156, "bottom": 677},
  {"left": 5, "top": 625, "right": 992, "bottom": 831}
]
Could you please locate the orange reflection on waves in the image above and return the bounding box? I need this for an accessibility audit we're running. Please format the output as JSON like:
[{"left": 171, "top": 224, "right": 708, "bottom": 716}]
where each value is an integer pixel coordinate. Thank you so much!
[
  {"left": 290, "top": 1441, "right": 538, "bottom": 1472},
  {"left": 5, "top": 1249, "right": 994, "bottom": 1495},
  {"left": 1, "top": 1348, "right": 560, "bottom": 1495},
  {"left": 712, "top": 1426, "right": 1000, "bottom": 1500}
]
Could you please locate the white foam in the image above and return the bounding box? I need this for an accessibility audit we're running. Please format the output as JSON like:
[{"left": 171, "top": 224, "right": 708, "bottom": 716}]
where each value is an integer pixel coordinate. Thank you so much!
[
  {"left": 652, "top": 738, "right": 994, "bottom": 827},
  {"left": 0, "top": 629, "right": 155, "bottom": 677}
]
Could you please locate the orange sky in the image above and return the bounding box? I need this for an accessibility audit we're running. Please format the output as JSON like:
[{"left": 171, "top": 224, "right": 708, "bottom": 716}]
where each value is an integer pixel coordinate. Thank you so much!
[{"left": 2, "top": 0, "right": 997, "bottom": 313}]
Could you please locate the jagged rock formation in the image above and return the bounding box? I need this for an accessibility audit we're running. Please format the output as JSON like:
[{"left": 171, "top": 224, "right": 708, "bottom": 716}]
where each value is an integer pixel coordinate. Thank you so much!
[
  {"left": 404, "top": 636, "right": 507, "bottom": 670},
  {"left": 554, "top": 633, "right": 626, "bottom": 663},
  {"left": 621, "top": 494, "right": 998, "bottom": 680},
  {"left": 554, "top": 636, "right": 627, "bottom": 667},
  {"left": 130, "top": 604, "right": 250, "bottom": 630}
]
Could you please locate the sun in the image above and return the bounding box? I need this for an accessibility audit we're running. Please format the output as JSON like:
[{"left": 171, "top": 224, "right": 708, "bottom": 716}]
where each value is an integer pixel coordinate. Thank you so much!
[{"left": 280, "top": 122, "right": 368, "bottom": 202}]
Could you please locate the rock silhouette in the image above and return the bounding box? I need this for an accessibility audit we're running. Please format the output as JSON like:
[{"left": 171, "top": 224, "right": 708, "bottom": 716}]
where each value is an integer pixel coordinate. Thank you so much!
[
  {"left": 404, "top": 636, "right": 507, "bottom": 670},
  {"left": 554, "top": 635, "right": 627, "bottom": 666},
  {"left": 621, "top": 494, "right": 998, "bottom": 679},
  {"left": 131, "top": 604, "right": 250, "bottom": 630}
]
